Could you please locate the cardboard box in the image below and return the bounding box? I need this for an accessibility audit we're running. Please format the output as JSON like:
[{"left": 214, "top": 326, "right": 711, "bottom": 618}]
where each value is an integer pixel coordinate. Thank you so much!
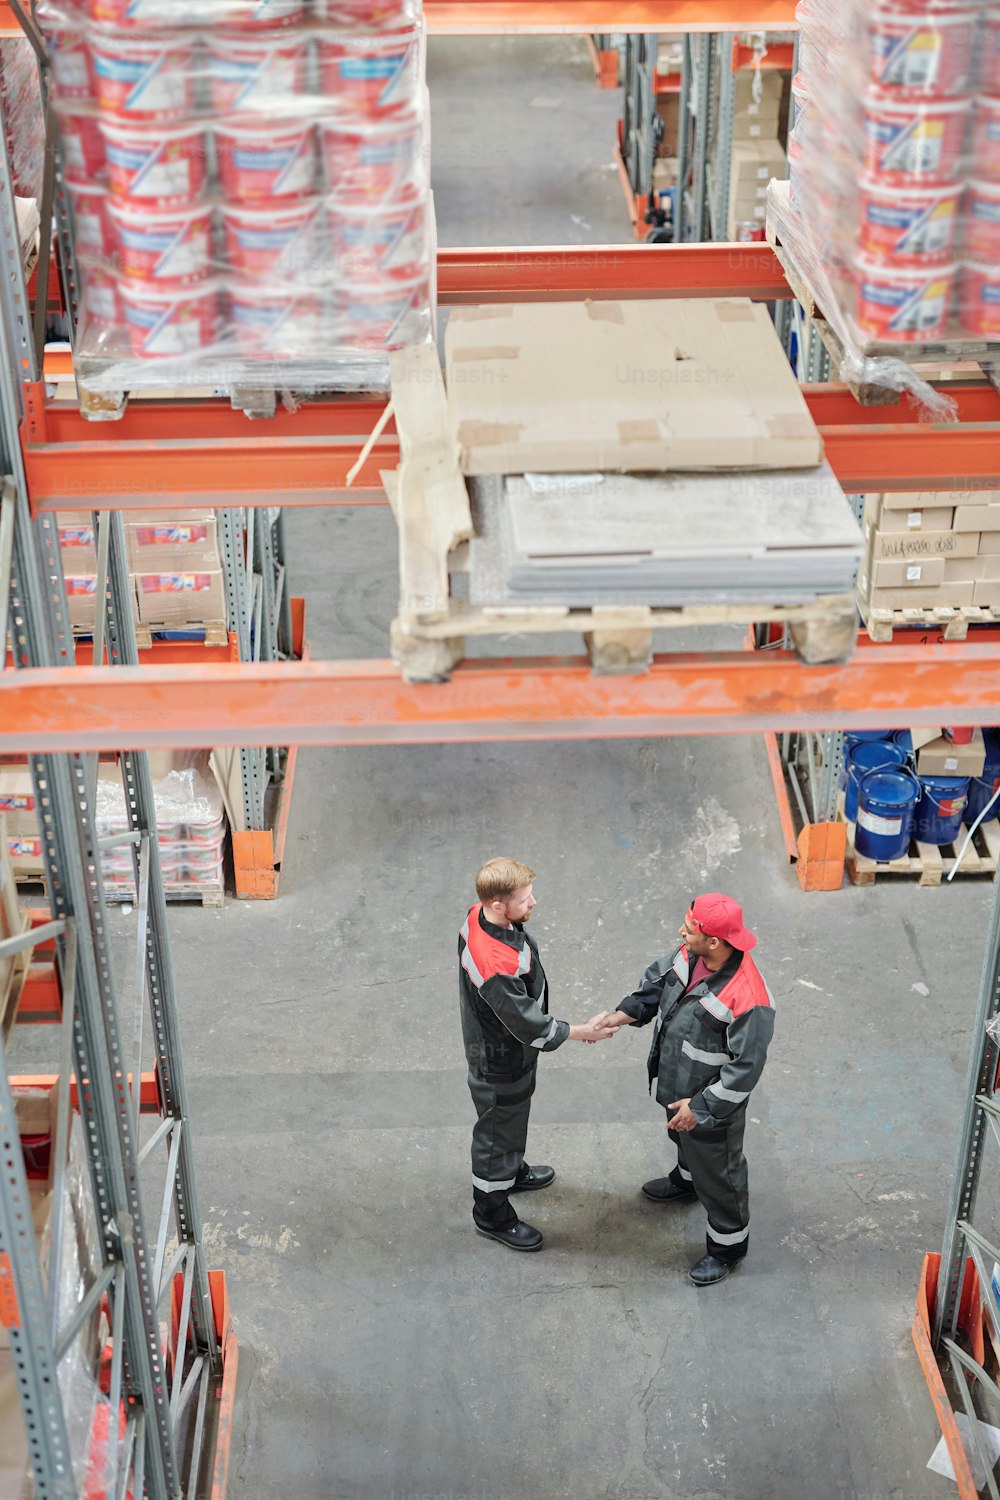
[
  {"left": 881, "top": 489, "right": 1000, "bottom": 509},
  {"left": 57, "top": 513, "right": 98, "bottom": 571},
  {"left": 727, "top": 204, "right": 767, "bottom": 236},
  {"left": 910, "top": 726, "right": 943, "bottom": 753},
  {"left": 730, "top": 141, "right": 788, "bottom": 183},
  {"left": 445, "top": 299, "right": 824, "bottom": 474},
  {"left": 733, "top": 69, "right": 785, "bottom": 109},
  {"left": 656, "top": 94, "right": 680, "bottom": 158},
  {"left": 956, "top": 504, "right": 1000, "bottom": 532},
  {"left": 126, "top": 515, "right": 220, "bottom": 571},
  {"left": 943, "top": 556, "right": 987, "bottom": 582},
  {"left": 859, "top": 577, "right": 976, "bottom": 609},
  {"left": 917, "top": 729, "right": 986, "bottom": 777},
  {"left": 63, "top": 574, "right": 101, "bottom": 632},
  {"left": 868, "top": 529, "right": 979, "bottom": 561},
  {"left": 870, "top": 557, "right": 945, "bottom": 588},
  {"left": 0, "top": 769, "right": 38, "bottom": 839},
  {"left": 134, "top": 570, "right": 226, "bottom": 627},
  {"left": 981, "top": 533, "right": 1000, "bottom": 555},
  {"left": 877, "top": 506, "right": 955, "bottom": 533},
  {"left": 732, "top": 112, "right": 781, "bottom": 141},
  {"left": 7, "top": 834, "right": 44, "bottom": 876},
  {"left": 974, "top": 580, "right": 1000, "bottom": 607}
]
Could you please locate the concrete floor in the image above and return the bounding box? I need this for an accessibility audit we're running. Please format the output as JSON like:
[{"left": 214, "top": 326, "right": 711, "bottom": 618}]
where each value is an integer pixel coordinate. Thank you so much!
[{"left": 14, "top": 35, "right": 1000, "bottom": 1500}]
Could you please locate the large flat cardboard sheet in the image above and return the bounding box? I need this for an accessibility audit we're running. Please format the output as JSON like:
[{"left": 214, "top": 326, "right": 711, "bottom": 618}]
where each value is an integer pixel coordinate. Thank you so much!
[{"left": 445, "top": 299, "right": 823, "bottom": 475}]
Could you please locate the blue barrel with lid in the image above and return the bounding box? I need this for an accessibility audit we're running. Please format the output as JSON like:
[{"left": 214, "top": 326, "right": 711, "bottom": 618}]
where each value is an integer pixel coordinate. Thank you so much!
[
  {"left": 892, "top": 729, "right": 914, "bottom": 764},
  {"left": 840, "top": 730, "right": 894, "bottom": 789},
  {"left": 914, "top": 774, "right": 970, "bottom": 846},
  {"left": 845, "top": 740, "right": 907, "bottom": 823},
  {"left": 966, "top": 728, "right": 1000, "bottom": 826},
  {"left": 855, "top": 767, "right": 919, "bottom": 862}
]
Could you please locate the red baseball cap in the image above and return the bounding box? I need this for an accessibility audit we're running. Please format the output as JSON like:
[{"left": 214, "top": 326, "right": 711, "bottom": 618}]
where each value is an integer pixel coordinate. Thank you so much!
[{"left": 689, "top": 893, "right": 757, "bottom": 952}]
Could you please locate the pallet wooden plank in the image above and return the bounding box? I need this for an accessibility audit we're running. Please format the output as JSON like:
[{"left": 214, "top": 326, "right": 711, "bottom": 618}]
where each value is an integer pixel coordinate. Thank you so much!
[{"left": 914, "top": 840, "right": 944, "bottom": 885}]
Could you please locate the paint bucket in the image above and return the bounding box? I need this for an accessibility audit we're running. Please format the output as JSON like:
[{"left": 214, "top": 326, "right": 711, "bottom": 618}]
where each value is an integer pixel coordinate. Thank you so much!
[
  {"left": 119, "top": 280, "right": 221, "bottom": 358},
  {"left": 971, "top": 95, "right": 1000, "bottom": 180},
  {"left": 59, "top": 113, "right": 108, "bottom": 185},
  {"left": 856, "top": 172, "right": 962, "bottom": 262},
  {"left": 89, "top": 34, "right": 197, "bottom": 121},
  {"left": 228, "top": 282, "right": 323, "bottom": 355},
  {"left": 88, "top": 0, "right": 201, "bottom": 22},
  {"left": 966, "top": 729, "right": 1000, "bottom": 824},
  {"left": 853, "top": 254, "right": 956, "bottom": 339},
  {"left": 787, "top": 136, "right": 805, "bottom": 212},
  {"left": 840, "top": 729, "right": 897, "bottom": 789},
  {"left": 214, "top": 118, "right": 316, "bottom": 201},
  {"left": 331, "top": 275, "right": 429, "bottom": 350},
  {"left": 317, "top": 30, "right": 423, "bottom": 119},
  {"left": 966, "top": 178, "right": 1000, "bottom": 260},
  {"left": 220, "top": 197, "right": 320, "bottom": 279},
  {"left": 855, "top": 766, "right": 920, "bottom": 861},
  {"left": 81, "top": 264, "right": 122, "bottom": 332},
  {"left": 892, "top": 728, "right": 915, "bottom": 763},
  {"left": 106, "top": 197, "right": 214, "bottom": 285},
  {"left": 68, "top": 182, "right": 117, "bottom": 260},
  {"left": 320, "top": 114, "right": 426, "bottom": 204},
  {"left": 326, "top": 198, "right": 428, "bottom": 282},
  {"left": 314, "top": 0, "right": 415, "bottom": 23},
  {"left": 862, "top": 90, "right": 972, "bottom": 182},
  {"left": 845, "top": 740, "right": 908, "bottom": 823},
  {"left": 914, "top": 772, "right": 970, "bottom": 843},
  {"left": 49, "top": 30, "right": 93, "bottom": 102},
  {"left": 215, "top": 0, "right": 303, "bottom": 26},
  {"left": 865, "top": 5, "right": 979, "bottom": 96},
  {"left": 100, "top": 118, "right": 208, "bottom": 206},
  {"left": 958, "top": 259, "right": 1000, "bottom": 336},
  {"left": 205, "top": 32, "right": 309, "bottom": 115},
  {"left": 981, "top": 8, "right": 1000, "bottom": 94}
]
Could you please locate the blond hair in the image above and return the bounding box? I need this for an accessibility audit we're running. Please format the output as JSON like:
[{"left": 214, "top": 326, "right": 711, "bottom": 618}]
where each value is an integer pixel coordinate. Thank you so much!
[{"left": 476, "top": 857, "right": 536, "bottom": 904}]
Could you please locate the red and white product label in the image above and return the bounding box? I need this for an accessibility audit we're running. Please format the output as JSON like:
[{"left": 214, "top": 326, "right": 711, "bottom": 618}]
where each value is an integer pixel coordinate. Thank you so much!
[
  {"left": 207, "top": 36, "right": 308, "bottom": 113},
  {"left": 60, "top": 115, "right": 107, "bottom": 185},
  {"left": 966, "top": 181, "right": 1000, "bottom": 260},
  {"left": 327, "top": 201, "right": 427, "bottom": 282},
  {"left": 90, "top": 38, "right": 195, "bottom": 120},
  {"left": 215, "top": 121, "right": 316, "bottom": 200},
  {"left": 119, "top": 284, "right": 221, "bottom": 359},
  {"left": 972, "top": 95, "right": 1000, "bottom": 181},
  {"left": 866, "top": 8, "right": 979, "bottom": 96},
  {"left": 857, "top": 176, "right": 961, "bottom": 261},
  {"left": 862, "top": 92, "right": 971, "bottom": 182},
  {"left": 854, "top": 257, "right": 956, "bottom": 340},
  {"left": 107, "top": 200, "right": 213, "bottom": 285},
  {"left": 0, "top": 794, "right": 34, "bottom": 811},
  {"left": 101, "top": 121, "right": 208, "bottom": 205},
  {"left": 133, "top": 525, "right": 209, "bottom": 545},
  {"left": 857, "top": 809, "right": 904, "bottom": 835},
  {"left": 138, "top": 574, "right": 214, "bottom": 594}
]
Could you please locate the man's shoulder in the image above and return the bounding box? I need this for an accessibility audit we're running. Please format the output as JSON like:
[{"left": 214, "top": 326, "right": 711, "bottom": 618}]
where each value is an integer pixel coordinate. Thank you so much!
[
  {"left": 723, "top": 955, "right": 775, "bottom": 1018},
  {"left": 460, "top": 907, "right": 523, "bottom": 982}
]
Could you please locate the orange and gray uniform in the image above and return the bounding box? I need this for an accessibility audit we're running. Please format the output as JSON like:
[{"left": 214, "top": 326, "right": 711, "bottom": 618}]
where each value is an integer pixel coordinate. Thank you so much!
[
  {"left": 619, "top": 943, "right": 775, "bottom": 1262},
  {"left": 459, "top": 903, "right": 569, "bottom": 1228}
]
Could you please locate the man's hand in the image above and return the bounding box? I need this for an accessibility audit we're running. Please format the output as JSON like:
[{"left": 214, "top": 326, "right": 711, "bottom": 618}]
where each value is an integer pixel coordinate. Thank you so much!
[
  {"left": 667, "top": 1098, "right": 698, "bottom": 1133},
  {"left": 569, "top": 1016, "right": 617, "bottom": 1044},
  {"left": 602, "top": 1010, "right": 636, "bottom": 1032}
]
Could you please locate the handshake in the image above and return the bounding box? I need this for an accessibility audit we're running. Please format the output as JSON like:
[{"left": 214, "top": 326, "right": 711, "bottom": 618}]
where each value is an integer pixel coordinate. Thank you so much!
[{"left": 571, "top": 1010, "right": 631, "bottom": 1045}]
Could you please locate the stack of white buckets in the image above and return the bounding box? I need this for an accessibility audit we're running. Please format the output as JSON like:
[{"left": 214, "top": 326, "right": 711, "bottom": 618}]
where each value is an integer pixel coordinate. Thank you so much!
[
  {"left": 41, "top": 0, "right": 433, "bottom": 371},
  {"left": 844, "top": 726, "right": 1000, "bottom": 862}
]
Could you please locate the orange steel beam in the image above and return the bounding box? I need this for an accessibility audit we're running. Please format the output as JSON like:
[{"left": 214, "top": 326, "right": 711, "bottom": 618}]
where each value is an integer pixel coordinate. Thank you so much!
[
  {"left": 3, "top": 645, "right": 1000, "bottom": 751},
  {"left": 422, "top": 0, "right": 796, "bottom": 30},
  {"left": 22, "top": 385, "right": 1000, "bottom": 506}
]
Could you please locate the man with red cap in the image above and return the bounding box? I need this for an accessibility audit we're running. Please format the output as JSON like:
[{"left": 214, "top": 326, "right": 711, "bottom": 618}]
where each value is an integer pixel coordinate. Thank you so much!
[{"left": 601, "top": 894, "right": 775, "bottom": 1286}]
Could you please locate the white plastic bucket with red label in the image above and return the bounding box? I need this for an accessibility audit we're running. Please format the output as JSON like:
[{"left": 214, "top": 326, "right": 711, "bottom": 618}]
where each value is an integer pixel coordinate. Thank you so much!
[
  {"left": 81, "top": 265, "right": 122, "bottom": 332},
  {"left": 972, "top": 95, "right": 1000, "bottom": 179},
  {"left": 981, "top": 8, "right": 1000, "bottom": 94},
  {"left": 88, "top": 0, "right": 201, "bottom": 23},
  {"left": 856, "top": 172, "right": 962, "bottom": 261},
  {"left": 68, "top": 183, "right": 117, "bottom": 259},
  {"left": 327, "top": 199, "right": 428, "bottom": 282},
  {"left": 317, "top": 30, "right": 423, "bottom": 118},
  {"left": 90, "top": 35, "right": 197, "bottom": 120},
  {"left": 959, "top": 260, "right": 1000, "bottom": 335},
  {"left": 213, "top": 0, "right": 303, "bottom": 26},
  {"left": 854, "top": 254, "right": 956, "bottom": 339},
  {"left": 49, "top": 31, "right": 93, "bottom": 101},
  {"left": 215, "top": 118, "right": 316, "bottom": 200},
  {"left": 59, "top": 113, "right": 108, "bottom": 184},
  {"left": 101, "top": 118, "right": 208, "bottom": 205},
  {"left": 107, "top": 197, "right": 214, "bottom": 285},
  {"left": 220, "top": 198, "right": 320, "bottom": 278},
  {"left": 228, "top": 283, "right": 323, "bottom": 355},
  {"left": 862, "top": 89, "right": 972, "bottom": 181},
  {"left": 314, "top": 0, "right": 415, "bottom": 24},
  {"left": 206, "top": 34, "right": 309, "bottom": 114},
  {"left": 331, "top": 276, "right": 429, "bottom": 350},
  {"left": 320, "top": 115, "right": 425, "bottom": 203},
  {"left": 865, "top": 5, "right": 979, "bottom": 96},
  {"left": 119, "top": 281, "right": 221, "bottom": 358},
  {"left": 966, "top": 179, "right": 1000, "bottom": 260}
]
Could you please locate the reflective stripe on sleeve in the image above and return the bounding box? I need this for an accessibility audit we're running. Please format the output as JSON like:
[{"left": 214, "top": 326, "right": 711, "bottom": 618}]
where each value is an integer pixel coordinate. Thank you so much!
[
  {"left": 681, "top": 1039, "right": 730, "bottom": 1066},
  {"left": 472, "top": 1173, "right": 517, "bottom": 1192},
  {"left": 707, "top": 1082, "right": 750, "bottom": 1103},
  {"left": 530, "top": 1017, "right": 559, "bottom": 1049}
]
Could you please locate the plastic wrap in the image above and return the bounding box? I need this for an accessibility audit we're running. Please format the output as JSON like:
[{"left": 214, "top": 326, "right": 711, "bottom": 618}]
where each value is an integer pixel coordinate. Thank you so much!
[
  {"left": 0, "top": 40, "right": 45, "bottom": 200},
  {"left": 779, "top": 0, "right": 1000, "bottom": 403},
  {"left": 94, "top": 753, "right": 227, "bottom": 893},
  {"left": 37, "top": 0, "right": 435, "bottom": 395}
]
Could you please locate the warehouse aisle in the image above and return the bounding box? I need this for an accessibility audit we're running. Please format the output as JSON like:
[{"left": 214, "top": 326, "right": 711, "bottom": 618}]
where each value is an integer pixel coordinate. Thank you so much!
[{"left": 32, "top": 37, "right": 985, "bottom": 1500}]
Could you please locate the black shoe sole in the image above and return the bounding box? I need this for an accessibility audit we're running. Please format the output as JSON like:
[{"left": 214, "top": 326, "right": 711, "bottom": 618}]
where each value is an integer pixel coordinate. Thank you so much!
[
  {"left": 475, "top": 1225, "right": 544, "bottom": 1251},
  {"left": 641, "top": 1187, "right": 697, "bottom": 1204}
]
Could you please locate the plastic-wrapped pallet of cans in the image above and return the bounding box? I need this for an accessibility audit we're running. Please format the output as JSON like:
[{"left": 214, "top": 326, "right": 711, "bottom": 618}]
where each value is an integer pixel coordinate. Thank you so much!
[
  {"left": 94, "top": 756, "right": 227, "bottom": 898},
  {"left": 773, "top": 0, "right": 999, "bottom": 401},
  {"left": 37, "top": 0, "right": 434, "bottom": 394}
]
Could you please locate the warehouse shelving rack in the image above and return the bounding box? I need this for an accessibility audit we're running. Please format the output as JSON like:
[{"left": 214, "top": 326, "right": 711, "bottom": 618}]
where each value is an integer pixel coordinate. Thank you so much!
[{"left": 1, "top": 0, "right": 999, "bottom": 1494}]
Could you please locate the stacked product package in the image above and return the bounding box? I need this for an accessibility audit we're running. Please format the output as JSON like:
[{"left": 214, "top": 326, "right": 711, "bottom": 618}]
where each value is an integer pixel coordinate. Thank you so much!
[
  {"left": 37, "top": 0, "right": 433, "bottom": 391},
  {"left": 777, "top": 0, "right": 999, "bottom": 372}
]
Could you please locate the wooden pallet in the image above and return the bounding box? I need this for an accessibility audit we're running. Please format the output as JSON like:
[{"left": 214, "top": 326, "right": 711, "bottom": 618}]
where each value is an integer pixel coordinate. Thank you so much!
[
  {"left": 766, "top": 181, "right": 1000, "bottom": 405},
  {"left": 858, "top": 596, "right": 1000, "bottom": 643},
  {"left": 134, "top": 621, "right": 229, "bottom": 650},
  {"left": 385, "top": 345, "right": 859, "bottom": 682},
  {"left": 844, "top": 816, "right": 1000, "bottom": 886},
  {"left": 103, "top": 882, "right": 226, "bottom": 910}
]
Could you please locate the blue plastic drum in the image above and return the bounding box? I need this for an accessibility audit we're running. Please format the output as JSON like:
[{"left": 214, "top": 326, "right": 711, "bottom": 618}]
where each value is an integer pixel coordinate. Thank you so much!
[
  {"left": 840, "top": 730, "right": 895, "bottom": 790},
  {"left": 845, "top": 740, "right": 907, "bottom": 823},
  {"left": 914, "top": 774, "right": 970, "bottom": 846},
  {"left": 855, "top": 767, "right": 919, "bottom": 862},
  {"left": 966, "top": 728, "right": 1000, "bottom": 826}
]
